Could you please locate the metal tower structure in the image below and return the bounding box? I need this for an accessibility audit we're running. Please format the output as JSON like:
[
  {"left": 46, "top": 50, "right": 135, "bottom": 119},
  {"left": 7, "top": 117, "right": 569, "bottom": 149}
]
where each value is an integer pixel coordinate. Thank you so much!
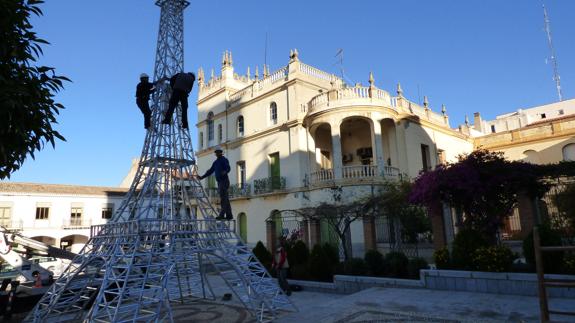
[
  {"left": 543, "top": 3, "right": 563, "bottom": 102},
  {"left": 26, "top": 0, "right": 294, "bottom": 322}
]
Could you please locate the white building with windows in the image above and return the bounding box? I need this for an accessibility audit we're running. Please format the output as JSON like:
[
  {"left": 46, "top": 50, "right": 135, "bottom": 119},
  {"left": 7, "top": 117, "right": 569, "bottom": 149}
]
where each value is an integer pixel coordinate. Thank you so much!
[
  {"left": 2, "top": 50, "right": 574, "bottom": 259},
  {"left": 194, "top": 50, "right": 474, "bottom": 256},
  {"left": 0, "top": 182, "right": 127, "bottom": 253}
]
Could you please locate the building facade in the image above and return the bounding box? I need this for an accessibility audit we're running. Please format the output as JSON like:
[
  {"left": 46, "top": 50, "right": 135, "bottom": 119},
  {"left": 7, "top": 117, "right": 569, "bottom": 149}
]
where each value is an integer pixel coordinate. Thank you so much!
[
  {"left": 2, "top": 51, "right": 574, "bottom": 260},
  {"left": 194, "top": 50, "right": 473, "bottom": 256},
  {"left": 0, "top": 183, "right": 127, "bottom": 253}
]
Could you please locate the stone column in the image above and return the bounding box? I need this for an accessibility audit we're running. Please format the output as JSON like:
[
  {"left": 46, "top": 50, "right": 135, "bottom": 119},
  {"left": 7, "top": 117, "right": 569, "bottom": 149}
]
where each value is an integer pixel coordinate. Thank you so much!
[
  {"left": 308, "top": 219, "right": 322, "bottom": 248},
  {"left": 429, "top": 202, "right": 447, "bottom": 250},
  {"left": 266, "top": 220, "right": 277, "bottom": 252},
  {"left": 517, "top": 192, "right": 536, "bottom": 239},
  {"left": 371, "top": 119, "right": 385, "bottom": 174},
  {"left": 363, "top": 216, "right": 377, "bottom": 252},
  {"left": 331, "top": 122, "right": 343, "bottom": 179},
  {"left": 300, "top": 219, "right": 309, "bottom": 247}
]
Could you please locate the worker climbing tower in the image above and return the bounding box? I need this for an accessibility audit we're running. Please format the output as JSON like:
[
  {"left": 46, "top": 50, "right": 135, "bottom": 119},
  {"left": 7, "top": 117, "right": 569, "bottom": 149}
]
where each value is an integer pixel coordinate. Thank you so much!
[{"left": 26, "top": 0, "right": 294, "bottom": 322}]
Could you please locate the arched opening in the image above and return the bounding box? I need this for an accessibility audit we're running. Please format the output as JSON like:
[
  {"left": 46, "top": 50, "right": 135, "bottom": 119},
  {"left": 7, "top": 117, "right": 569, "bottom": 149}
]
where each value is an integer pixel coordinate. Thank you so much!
[
  {"left": 238, "top": 212, "right": 247, "bottom": 242},
  {"left": 270, "top": 102, "right": 278, "bottom": 125},
  {"left": 380, "top": 118, "right": 398, "bottom": 168},
  {"left": 523, "top": 150, "right": 540, "bottom": 164},
  {"left": 237, "top": 115, "right": 244, "bottom": 137},
  {"left": 31, "top": 236, "right": 56, "bottom": 247},
  {"left": 340, "top": 117, "right": 375, "bottom": 178},
  {"left": 207, "top": 112, "right": 214, "bottom": 143},
  {"left": 309, "top": 123, "right": 333, "bottom": 183},
  {"left": 61, "top": 234, "right": 89, "bottom": 253},
  {"left": 271, "top": 209, "right": 283, "bottom": 238},
  {"left": 562, "top": 143, "right": 575, "bottom": 161}
]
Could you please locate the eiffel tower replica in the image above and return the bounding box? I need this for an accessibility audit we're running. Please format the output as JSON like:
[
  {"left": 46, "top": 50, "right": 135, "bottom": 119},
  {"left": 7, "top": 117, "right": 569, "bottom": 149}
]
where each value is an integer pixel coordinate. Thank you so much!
[{"left": 26, "top": 1, "right": 294, "bottom": 322}]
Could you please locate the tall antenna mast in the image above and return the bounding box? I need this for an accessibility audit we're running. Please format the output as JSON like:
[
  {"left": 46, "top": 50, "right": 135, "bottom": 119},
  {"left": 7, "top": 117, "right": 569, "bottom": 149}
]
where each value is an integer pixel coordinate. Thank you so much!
[{"left": 543, "top": 3, "right": 563, "bottom": 101}]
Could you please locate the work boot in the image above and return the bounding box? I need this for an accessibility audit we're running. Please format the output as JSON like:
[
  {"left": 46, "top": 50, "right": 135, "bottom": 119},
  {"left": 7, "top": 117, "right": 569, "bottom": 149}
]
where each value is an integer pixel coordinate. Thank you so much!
[{"left": 215, "top": 216, "right": 225, "bottom": 220}]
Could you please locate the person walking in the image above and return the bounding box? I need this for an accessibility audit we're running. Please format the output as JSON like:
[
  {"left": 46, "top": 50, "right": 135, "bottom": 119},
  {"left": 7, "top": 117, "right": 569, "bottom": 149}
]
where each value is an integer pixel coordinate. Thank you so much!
[
  {"left": 135, "top": 73, "right": 160, "bottom": 129},
  {"left": 272, "top": 238, "right": 291, "bottom": 296},
  {"left": 162, "top": 72, "right": 195, "bottom": 128},
  {"left": 198, "top": 147, "right": 233, "bottom": 220}
]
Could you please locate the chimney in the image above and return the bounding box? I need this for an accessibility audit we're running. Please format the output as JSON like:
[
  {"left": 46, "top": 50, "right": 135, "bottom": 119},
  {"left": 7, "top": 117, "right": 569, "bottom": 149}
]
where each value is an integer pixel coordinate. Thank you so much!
[{"left": 473, "top": 112, "right": 483, "bottom": 132}]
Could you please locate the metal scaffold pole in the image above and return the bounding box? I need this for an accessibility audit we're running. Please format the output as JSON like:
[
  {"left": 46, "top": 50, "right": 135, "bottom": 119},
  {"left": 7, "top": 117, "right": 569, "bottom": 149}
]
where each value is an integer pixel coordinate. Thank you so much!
[{"left": 25, "top": 1, "right": 295, "bottom": 322}]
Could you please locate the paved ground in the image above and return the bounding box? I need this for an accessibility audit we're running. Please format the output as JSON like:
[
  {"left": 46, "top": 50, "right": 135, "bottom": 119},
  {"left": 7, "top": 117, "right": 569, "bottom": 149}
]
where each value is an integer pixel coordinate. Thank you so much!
[
  {"left": 7, "top": 274, "right": 575, "bottom": 322},
  {"left": 172, "top": 274, "right": 575, "bottom": 323},
  {"left": 278, "top": 287, "right": 575, "bottom": 323}
]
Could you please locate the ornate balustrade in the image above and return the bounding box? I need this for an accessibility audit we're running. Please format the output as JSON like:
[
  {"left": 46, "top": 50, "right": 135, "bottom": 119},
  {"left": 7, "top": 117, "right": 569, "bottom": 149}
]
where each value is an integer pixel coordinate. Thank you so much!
[
  {"left": 342, "top": 165, "right": 378, "bottom": 179},
  {"left": 307, "top": 86, "right": 394, "bottom": 115},
  {"left": 308, "top": 165, "right": 401, "bottom": 184},
  {"left": 229, "top": 183, "right": 251, "bottom": 198},
  {"left": 253, "top": 176, "right": 286, "bottom": 194},
  {"left": 309, "top": 169, "right": 334, "bottom": 183}
]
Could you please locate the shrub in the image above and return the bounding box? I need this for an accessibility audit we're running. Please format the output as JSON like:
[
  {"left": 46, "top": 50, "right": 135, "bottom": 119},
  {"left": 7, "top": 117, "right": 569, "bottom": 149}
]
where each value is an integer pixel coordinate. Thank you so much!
[
  {"left": 472, "top": 245, "right": 514, "bottom": 272},
  {"left": 321, "top": 243, "right": 340, "bottom": 267},
  {"left": 337, "top": 258, "right": 368, "bottom": 276},
  {"left": 407, "top": 257, "right": 428, "bottom": 279},
  {"left": 433, "top": 247, "right": 450, "bottom": 269},
  {"left": 451, "top": 229, "right": 489, "bottom": 270},
  {"left": 563, "top": 254, "right": 575, "bottom": 275},
  {"left": 308, "top": 244, "right": 335, "bottom": 282},
  {"left": 384, "top": 252, "right": 409, "bottom": 278},
  {"left": 290, "top": 263, "right": 310, "bottom": 280},
  {"left": 364, "top": 249, "right": 385, "bottom": 276},
  {"left": 252, "top": 241, "right": 272, "bottom": 271},
  {"left": 287, "top": 240, "right": 309, "bottom": 266},
  {"left": 523, "top": 224, "right": 564, "bottom": 274}
]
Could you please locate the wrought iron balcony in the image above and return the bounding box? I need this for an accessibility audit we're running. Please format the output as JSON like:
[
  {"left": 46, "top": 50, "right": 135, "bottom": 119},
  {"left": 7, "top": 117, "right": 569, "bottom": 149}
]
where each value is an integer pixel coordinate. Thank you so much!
[
  {"left": 230, "top": 183, "right": 251, "bottom": 198},
  {"left": 253, "top": 176, "right": 286, "bottom": 194}
]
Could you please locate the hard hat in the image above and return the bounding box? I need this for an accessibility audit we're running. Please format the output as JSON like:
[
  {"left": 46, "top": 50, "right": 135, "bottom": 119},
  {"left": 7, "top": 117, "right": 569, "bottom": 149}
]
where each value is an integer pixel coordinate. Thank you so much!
[{"left": 140, "top": 73, "right": 149, "bottom": 79}]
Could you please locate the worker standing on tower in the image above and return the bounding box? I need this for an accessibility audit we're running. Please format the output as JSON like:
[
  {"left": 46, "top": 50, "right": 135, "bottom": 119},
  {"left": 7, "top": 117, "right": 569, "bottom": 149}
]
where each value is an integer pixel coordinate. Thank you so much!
[
  {"left": 135, "top": 73, "right": 166, "bottom": 129},
  {"left": 162, "top": 72, "right": 195, "bottom": 128},
  {"left": 198, "top": 147, "right": 233, "bottom": 220}
]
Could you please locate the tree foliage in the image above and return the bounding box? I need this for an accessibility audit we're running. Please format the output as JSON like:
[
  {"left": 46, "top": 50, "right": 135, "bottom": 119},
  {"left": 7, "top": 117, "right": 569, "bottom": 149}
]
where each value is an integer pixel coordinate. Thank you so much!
[
  {"left": 373, "top": 180, "right": 430, "bottom": 243},
  {"left": 0, "top": 0, "right": 69, "bottom": 179},
  {"left": 409, "top": 150, "right": 546, "bottom": 241}
]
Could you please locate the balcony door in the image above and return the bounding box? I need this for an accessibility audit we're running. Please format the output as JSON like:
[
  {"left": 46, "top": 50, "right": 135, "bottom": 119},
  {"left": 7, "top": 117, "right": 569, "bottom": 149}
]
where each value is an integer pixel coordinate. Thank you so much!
[{"left": 269, "top": 152, "right": 280, "bottom": 189}]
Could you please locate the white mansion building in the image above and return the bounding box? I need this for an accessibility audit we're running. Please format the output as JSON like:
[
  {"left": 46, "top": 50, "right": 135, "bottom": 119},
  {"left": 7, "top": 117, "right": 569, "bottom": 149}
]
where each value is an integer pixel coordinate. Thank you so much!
[{"left": 2, "top": 50, "right": 574, "bottom": 258}]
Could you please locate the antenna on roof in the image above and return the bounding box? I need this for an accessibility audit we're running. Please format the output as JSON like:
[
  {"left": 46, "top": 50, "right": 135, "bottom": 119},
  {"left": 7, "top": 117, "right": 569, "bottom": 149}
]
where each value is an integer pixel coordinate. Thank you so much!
[
  {"left": 543, "top": 3, "right": 563, "bottom": 101},
  {"left": 335, "top": 48, "right": 344, "bottom": 80},
  {"left": 264, "top": 32, "right": 268, "bottom": 69}
]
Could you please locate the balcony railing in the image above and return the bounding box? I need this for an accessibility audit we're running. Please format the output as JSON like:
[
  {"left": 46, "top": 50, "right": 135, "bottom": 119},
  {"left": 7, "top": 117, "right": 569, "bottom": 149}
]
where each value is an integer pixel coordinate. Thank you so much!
[
  {"left": 229, "top": 183, "right": 251, "bottom": 198},
  {"left": 0, "top": 220, "right": 23, "bottom": 230},
  {"left": 309, "top": 169, "right": 334, "bottom": 183},
  {"left": 309, "top": 165, "right": 401, "bottom": 184},
  {"left": 254, "top": 176, "right": 286, "bottom": 194},
  {"left": 342, "top": 165, "right": 378, "bottom": 179},
  {"left": 63, "top": 218, "right": 92, "bottom": 229}
]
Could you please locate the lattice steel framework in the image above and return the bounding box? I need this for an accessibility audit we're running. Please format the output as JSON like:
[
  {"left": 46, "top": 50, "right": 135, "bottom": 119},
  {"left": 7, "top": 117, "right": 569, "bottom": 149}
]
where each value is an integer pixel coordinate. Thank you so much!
[{"left": 25, "top": 1, "right": 294, "bottom": 322}]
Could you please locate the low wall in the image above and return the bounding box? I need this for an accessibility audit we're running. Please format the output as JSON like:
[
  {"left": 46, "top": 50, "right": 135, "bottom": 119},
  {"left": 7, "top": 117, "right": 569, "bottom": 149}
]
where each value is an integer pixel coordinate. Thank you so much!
[
  {"left": 421, "top": 269, "right": 575, "bottom": 298},
  {"left": 288, "top": 270, "right": 575, "bottom": 298}
]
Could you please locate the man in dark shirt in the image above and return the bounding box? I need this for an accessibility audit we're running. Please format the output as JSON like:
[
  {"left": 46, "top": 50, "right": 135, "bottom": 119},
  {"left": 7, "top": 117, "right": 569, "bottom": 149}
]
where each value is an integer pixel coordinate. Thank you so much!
[
  {"left": 135, "top": 73, "right": 157, "bottom": 129},
  {"left": 198, "top": 147, "right": 233, "bottom": 220},
  {"left": 162, "top": 72, "right": 195, "bottom": 129}
]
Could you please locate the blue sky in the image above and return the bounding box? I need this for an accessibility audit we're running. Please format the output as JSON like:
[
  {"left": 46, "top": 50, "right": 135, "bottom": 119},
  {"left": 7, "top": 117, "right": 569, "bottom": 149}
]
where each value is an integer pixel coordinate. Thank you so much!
[{"left": 6, "top": 0, "right": 575, "bottom": 187}]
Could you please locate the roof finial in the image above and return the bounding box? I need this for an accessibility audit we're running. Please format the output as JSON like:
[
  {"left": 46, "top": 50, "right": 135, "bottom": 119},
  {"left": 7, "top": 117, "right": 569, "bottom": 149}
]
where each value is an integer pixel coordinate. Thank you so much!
[
  {"left": 423, "top": 96, "right": 429, "bottom": 109},
  {"left": 210, "top": 68, "right": 215, "bottom": 80},
  {"left": 441, "top": 104, "right": 446, "bottom": 116},
  {"left": 465, "top": 115, "right": 470, "bottom": 126},
  {"left": 255, "top": 66, "right": 259, "bottom": 79},
  {"left": 198, "top": 67, "right": 204, "bottom": 84},
  {"left": 246, "top": 66, "right": 251, "bottom": 79},
  {"left": 396, "top": 82, "right": 403, "bottom": 96},
  {"left": 369, "top": 71, "right": 374, "bottom": 86},
  {"left": 229, "top": 51, "right": 233, "bottom": 66}
]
